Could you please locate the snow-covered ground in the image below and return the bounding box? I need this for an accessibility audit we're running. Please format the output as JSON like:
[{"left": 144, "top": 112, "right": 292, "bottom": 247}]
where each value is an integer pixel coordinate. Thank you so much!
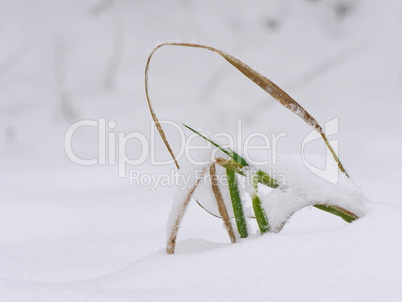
[{"left": 1, "top": 0, "right": 402, "bottom": 301}]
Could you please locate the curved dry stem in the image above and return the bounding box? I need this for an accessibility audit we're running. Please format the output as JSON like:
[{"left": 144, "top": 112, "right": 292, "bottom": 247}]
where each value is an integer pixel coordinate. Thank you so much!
[
  {"left": 321, "top": 132, "right": 349, "bottom": 177},
  {"left": 145, "top": 42, "right": 348, "bottom": 175},
  {"left": 145, "top": 44, "right": 181, "bottom": 169},
  {"left": 209, "top": 164, "right": 237, "bottom": 243},
  {"left": 195, "top": 200, "right": 255, "bottom": 220},
  {"left": 167, "top": 165, "right": 209, "bottom": 254}
]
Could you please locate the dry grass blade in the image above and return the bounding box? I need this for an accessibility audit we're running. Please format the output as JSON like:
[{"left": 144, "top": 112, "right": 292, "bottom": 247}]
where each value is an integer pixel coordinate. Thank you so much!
[
  {"left": 145, "top": 42, "right": 348, "bottom": 174},
  {"left": 321, "top": 132, "right": 349, "bottom": 176},
  {"left": 209, "top": 164, "right": 237, "bottom": 243},
  {"left": 145, "top": 44, "right": 181, "bottom": 169},
  {"left": 166, "top": 165, "right": 209, "bottom": 254}
]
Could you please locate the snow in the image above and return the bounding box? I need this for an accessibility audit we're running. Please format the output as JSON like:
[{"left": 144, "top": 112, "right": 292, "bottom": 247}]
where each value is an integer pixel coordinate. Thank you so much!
[
  {"left": 1, "top": 203, "right": 401, "bottom": 302},
  {"left": 1, "top": 0, "right": 402, "bottom": 301},
  {"left": 258, "top": 153, "right": 368, "bottom": 230}
]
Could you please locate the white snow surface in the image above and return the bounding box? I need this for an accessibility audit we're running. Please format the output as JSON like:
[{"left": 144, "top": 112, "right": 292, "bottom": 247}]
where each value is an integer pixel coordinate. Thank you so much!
[
  {"left": 1, "top": 203, "right": 401, "bottom": 302},
  {"left": 1, "top": 0, "right": 402, "bottom": 301}
]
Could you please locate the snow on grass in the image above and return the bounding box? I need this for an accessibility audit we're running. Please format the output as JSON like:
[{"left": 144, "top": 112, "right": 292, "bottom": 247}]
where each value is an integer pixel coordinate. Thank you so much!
[
  {"left": 258, "top": 153, "right": 368, "bottom": 231},
  {"left": 172, "top": 151, "right": 367, "bottom": 237}
]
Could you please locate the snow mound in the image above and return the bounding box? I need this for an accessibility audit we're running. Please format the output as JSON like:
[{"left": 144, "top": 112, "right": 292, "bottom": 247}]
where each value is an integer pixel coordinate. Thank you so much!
[
  {"left": 169, "top": 151, "right": 368, "bottom": 241},
  {"left": 2, "top": 203, "right": 400, "bottom": 302},
  {"left": 258, "top": 153, "right": 368, "bottom": 231}
]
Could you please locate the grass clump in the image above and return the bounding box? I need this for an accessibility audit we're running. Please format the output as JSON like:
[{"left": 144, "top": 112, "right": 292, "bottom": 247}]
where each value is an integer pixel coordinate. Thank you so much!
[{"left": 145, "top": 42, "right": 358, "bottom": 254}]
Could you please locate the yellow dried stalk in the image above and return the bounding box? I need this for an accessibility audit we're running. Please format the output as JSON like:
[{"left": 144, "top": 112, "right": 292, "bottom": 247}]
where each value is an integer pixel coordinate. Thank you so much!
[
  {"left": 209, "top": 164, "right": 237, "bottom": 243},
  {"left": 144, "top": 42, "right": 348, "bottom": 175}
]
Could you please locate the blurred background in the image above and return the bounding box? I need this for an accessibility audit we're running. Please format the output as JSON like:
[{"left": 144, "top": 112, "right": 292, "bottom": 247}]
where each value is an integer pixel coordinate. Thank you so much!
[{"left": 0, "top": 0, "right": 401, "bottom": 282}]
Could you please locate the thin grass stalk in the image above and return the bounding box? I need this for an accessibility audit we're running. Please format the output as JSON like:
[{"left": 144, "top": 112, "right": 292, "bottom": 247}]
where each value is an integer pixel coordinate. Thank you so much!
[
  {"left": 320, "top": 132, "right": 349, "bottom": 177},
  {"left": 251, "top": 174, "right": 270, "bottom": 234},
  {"left": 183, "top": 123, "right": 248, "bottom": 167},
  {"left": 183, "top": 125, "right": 280, "bottom": 188},
  {"left": 226, "top": 168, "right": 248, "bottom": 238},
  {"left": 209, "top": 164, "right": 237, "bottom": 243}
]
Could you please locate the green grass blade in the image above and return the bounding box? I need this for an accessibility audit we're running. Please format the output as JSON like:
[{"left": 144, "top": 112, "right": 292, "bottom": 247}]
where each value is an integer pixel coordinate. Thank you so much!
[
  {"left": 252, "top": 193, "right": 270, "bottom": 234},
  {"left": 216, "top": 158, "right": 279, "bottom": 189},
  {"left": 255, "top": 169, "right": 279, "bottom": 189},
  {"left": 251, "top": 174, "right": 270, "bottom": 234},
  {"left": 314, "top": 204, "right": 357, "bottom": 223},
  {"left": 183, "top": 123, "right": 248, "bottom": 167},
  {"left": 226, "top": 168, "right": 248, "bottom": 238}
]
